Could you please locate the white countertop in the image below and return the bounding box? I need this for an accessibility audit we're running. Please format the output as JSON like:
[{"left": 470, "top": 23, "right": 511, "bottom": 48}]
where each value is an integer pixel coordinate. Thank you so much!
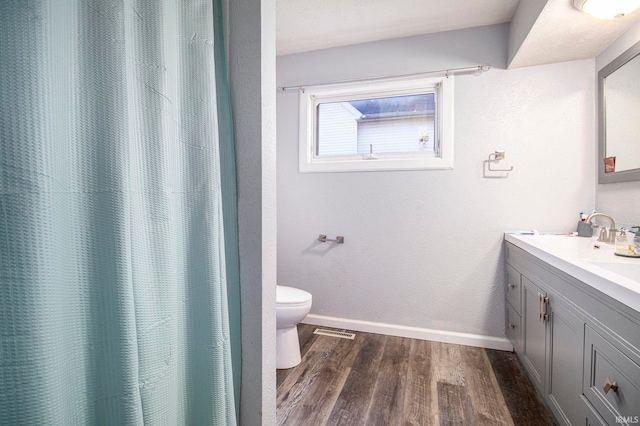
[{"left": 505, "top": 233, "right": 640, "bottom": 313}]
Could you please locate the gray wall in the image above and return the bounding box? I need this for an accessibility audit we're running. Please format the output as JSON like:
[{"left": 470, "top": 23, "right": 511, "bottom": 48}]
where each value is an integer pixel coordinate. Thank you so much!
[
  {"left": 228, "top": 0, "right": 277, "bottom": 424},
  {"left": 276, "top": 24, "right": 595, "bottom": 340}
]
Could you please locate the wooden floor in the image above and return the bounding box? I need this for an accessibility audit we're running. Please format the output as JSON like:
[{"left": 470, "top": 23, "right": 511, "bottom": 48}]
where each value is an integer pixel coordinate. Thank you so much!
[{"left": 277, "top": 324, "right": 557, "bottom": 426}]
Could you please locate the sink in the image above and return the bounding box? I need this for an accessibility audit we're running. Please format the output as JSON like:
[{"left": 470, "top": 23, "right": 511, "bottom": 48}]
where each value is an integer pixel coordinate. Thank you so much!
[
  {"left": 507, "top": 233, "right": 640, "bottom": 284},
  {"left": 588, "top": 261, "right": 640, "bottom": 282}
]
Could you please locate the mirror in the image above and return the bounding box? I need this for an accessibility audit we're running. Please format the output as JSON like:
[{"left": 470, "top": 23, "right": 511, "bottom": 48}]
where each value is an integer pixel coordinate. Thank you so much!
[{"left": 598, "top": 39, "right": 640, "bottom": 184}]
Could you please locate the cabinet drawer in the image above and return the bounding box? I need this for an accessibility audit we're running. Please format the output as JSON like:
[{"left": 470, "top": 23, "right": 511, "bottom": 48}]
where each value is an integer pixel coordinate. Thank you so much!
[
  {"left": 505, "top": 264, "right": 521, "bottom": 314},
  {"left": 506, "top": 302, "right": 522, "bottom": 353},
  {"left": 583, "top": 326, "right": 640, "bottom": 425},
  {"left": 581, "top": 396, "right": 607, "bottom": 426}
]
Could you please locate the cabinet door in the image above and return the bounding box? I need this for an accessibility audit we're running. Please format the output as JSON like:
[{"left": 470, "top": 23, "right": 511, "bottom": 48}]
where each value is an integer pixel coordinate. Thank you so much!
[
  {"left": 547, "top": 296, "right": 585, "bottom": 426},
  {"left": 521, "top": 277, "right": 547, "bottom": 394},
  {"left": 506, "top": 264, "right": 521, "bottom": 314}
]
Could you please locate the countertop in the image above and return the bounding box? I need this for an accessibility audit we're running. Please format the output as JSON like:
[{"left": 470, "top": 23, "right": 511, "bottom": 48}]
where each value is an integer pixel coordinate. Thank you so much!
[{"left": 505, "top": 233, "right": 640, "bottom": 313}]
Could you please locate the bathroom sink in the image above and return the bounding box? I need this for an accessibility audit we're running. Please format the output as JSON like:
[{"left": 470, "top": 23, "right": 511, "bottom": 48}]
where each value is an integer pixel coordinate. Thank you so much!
[
  {"left": 506, "top": 233, "right": 640, "bottom": 284},
  {"left": 588, "top": 261, "right": 640, "bottom": 282}
]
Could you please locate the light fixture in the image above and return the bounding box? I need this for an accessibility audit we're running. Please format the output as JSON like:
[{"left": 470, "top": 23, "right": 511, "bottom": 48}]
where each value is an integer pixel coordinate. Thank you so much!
[{"left": 573, "top": 0, "right": 640, "bottom": 19}]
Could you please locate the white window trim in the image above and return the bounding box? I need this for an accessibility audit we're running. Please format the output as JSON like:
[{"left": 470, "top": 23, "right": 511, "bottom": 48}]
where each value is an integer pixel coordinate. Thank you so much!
[{"left": 298, "top": 76, "right": 454, "bottom": 173}]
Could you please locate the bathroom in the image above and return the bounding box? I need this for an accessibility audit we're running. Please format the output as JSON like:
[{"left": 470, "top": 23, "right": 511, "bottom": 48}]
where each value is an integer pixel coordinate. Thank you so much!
[
  {"left": 1, "top": 0, "right": 640, "bottom": 425},
  {"left": 271, "top": 0, "right": 640, "bottom": 424}
]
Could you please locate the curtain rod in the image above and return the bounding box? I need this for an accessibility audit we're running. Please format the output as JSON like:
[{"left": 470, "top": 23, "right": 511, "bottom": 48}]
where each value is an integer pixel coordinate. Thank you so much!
[{"left": 278, "top": 64, "right": 490, "bottom": 93}]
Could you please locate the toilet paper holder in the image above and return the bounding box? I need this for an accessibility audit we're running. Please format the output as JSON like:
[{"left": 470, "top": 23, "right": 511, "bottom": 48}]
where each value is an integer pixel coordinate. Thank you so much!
[
  {"left": 487, "top": 150, "right": 514, "bottom": 172},
  {"left": 318, "top": 234, "right": 345, "bottom": 244}
]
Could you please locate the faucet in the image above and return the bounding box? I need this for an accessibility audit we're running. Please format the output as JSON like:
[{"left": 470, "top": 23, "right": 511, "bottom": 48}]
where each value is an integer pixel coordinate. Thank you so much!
[{"left": 585, "top": 213, "right": 617, "bottom": 244}]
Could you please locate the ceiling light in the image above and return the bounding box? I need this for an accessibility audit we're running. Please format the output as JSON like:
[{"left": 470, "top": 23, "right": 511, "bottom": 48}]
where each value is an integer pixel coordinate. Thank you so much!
[{"left": 573, "top": 0, "right": 640, "bottom": 19}]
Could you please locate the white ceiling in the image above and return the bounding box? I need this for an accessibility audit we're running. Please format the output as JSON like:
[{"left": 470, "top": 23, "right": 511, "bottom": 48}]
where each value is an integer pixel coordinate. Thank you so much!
[
  {"left": 276, "top": 0, "right": 520, "bottom": 56},
  {"left": 509, "top": 0, "right": 640, "bottom": 68},
  {"left": 276, "top": 0, "right": 640, "bottom": 68}
]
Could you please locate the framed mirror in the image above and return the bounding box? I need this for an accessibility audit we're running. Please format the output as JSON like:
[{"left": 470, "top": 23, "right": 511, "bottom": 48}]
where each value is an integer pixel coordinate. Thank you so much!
[{"left": 598, "top": 39, "right": 640, "bottom": 184}]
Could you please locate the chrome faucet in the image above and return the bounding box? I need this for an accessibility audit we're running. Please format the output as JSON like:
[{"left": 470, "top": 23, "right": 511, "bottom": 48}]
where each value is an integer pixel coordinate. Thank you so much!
[{"left": 585, "top": 213, "right": 617, "bottom": 244}]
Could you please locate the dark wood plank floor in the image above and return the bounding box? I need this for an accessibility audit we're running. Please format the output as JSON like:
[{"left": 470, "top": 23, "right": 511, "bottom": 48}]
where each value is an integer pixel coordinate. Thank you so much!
[{"left": 277, "top": 324, "right": 557, "bottom": 426}]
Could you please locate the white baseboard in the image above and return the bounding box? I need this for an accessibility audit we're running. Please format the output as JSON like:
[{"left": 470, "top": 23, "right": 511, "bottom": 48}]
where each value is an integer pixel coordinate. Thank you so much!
[{"left": 302, "top": 314, "right": 513, "bottom": 352}]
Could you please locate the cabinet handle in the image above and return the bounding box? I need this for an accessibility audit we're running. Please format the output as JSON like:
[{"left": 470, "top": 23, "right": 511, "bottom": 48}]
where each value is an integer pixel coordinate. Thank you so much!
[
  {"left": 603, "top": 377, "right": 619, "bottom": 394},
  {"left": 508, "top": 283, "right": 515, "bottom": 289},
  {"left": 538, "top": 292, "right": 542, "bottom": 321},
  {"left": 538, "top": 293, "right": 543, "bottom": 322},
  {"left": 508, "top": 323, "right": 516, "bottom": 329},
  {"left": 537, "top": 293, "right": 550, "bottom": 323}
]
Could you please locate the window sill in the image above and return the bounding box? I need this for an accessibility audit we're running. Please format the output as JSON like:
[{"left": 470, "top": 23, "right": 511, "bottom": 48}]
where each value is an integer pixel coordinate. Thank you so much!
[{"left": 299, "top": 155, "right": 454, "bottom": 173}]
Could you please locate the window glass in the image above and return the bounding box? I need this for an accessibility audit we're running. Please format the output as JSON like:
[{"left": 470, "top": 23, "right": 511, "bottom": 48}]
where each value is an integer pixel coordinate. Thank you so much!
[
  {"left": 316, "top": 93, "right": 436, "bottom": 156},
  {"left": 298, "top": 76, "right": 454, "bottom": 172}
]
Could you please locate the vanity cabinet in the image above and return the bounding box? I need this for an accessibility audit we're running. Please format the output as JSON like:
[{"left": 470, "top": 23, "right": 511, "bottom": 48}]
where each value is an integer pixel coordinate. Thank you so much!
[
  {"left": 505, "top": 265, "right": 522, "bottom": 353},
  {"left": 516, "top": 273, "right": 584, "bottom": 423},
  {"left": 520, "top": 276, "right": 547, "bottom": 393},
  {"left": 505, "top": 241, "right": 640, "bottom": 426},
  {"left": 546, "top": 293, "right": 584, "bottom": 424}
]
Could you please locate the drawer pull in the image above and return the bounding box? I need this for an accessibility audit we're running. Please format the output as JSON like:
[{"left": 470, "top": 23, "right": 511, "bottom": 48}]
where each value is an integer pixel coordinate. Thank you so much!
[{"left": 603, "top": 377, "right": 619, "bottom": 394}]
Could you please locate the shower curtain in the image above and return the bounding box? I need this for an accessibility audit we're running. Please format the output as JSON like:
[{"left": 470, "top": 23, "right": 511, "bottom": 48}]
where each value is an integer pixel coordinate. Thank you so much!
[{"left": 0, "top": 0, "right": 239, "bottom": 424}]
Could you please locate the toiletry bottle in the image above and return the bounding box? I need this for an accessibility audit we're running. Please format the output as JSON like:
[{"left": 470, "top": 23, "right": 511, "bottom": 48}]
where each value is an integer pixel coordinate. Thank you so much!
[{"left": 615, "top": 229, "right": 631, "bottom": 255}]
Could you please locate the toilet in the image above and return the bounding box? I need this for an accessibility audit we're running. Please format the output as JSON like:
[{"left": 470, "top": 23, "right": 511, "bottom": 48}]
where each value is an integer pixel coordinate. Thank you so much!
[{"left": 276, "top": 285, "right": 312, "bottom": 369}]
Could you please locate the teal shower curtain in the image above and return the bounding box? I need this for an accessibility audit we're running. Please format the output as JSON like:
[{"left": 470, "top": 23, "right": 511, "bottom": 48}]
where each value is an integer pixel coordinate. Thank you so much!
[{"left": 0, "top": 0, "right": 239, "bottom": 424}]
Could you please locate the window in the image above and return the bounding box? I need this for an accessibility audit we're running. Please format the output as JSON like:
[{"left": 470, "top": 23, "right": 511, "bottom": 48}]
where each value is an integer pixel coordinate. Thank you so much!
[{"left": 299, "top": 76, "right": 454, "bottom": 172}]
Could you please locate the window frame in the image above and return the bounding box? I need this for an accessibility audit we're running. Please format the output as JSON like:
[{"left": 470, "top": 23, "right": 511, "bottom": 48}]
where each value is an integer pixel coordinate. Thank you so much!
[{"left": 298, "top": 76, "right": 454, "bottom": 173}]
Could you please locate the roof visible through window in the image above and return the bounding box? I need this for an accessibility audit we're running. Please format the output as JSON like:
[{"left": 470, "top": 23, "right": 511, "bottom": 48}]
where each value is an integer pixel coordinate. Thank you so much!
[{"left": 349, "top": 93, "right": 435, "bottom": 120}]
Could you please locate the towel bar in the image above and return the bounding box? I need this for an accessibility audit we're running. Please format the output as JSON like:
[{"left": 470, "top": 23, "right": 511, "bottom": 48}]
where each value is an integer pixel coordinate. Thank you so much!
[{"left": 318, "top": 234, "right": 345, "bottom": 244}]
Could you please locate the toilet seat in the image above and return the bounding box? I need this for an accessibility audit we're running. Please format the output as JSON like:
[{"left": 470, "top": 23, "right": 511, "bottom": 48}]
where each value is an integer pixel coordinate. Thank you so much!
[{"left": 277, "top": 285, "right": 312, "bottom": 307}]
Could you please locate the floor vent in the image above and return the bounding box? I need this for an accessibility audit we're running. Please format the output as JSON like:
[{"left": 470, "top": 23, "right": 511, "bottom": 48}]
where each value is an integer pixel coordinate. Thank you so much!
[{"left": 313, "top": 328, "right": 356, "bottom": 340}]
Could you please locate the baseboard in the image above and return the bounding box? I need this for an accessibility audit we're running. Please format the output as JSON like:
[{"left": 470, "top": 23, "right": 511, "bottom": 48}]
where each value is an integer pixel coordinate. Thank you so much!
[{"left": 302, "top": 314, "right": 513, "bottom": 352}]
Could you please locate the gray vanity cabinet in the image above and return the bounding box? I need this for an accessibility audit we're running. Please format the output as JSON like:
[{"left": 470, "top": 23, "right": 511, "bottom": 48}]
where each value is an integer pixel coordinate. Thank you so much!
[
  {"left": 546, "top": 294, "right": 584, "bottom": 425},
  {"left": 518, "top": 274, "right": 584, "bottom": 424},
  {"left": 505, "top": 265, "right": 522, "bottom": 353},
  {"left": 521, "top": 276, "right": 547, "bottom": 394},
  {"left": 505, "top": 240, "right": 640, "bottom": 426}
]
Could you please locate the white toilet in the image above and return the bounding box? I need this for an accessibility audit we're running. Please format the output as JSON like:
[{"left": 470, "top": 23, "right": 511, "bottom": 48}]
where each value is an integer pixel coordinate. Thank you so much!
[{"left": 276, "top": 285, "right": 312, "bottom": 369}]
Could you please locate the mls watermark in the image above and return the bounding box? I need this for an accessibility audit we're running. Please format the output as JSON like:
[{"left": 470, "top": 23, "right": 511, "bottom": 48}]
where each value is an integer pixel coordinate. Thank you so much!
[{"left": 616, "top": 416, "right": 640, "bottom": 424}]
